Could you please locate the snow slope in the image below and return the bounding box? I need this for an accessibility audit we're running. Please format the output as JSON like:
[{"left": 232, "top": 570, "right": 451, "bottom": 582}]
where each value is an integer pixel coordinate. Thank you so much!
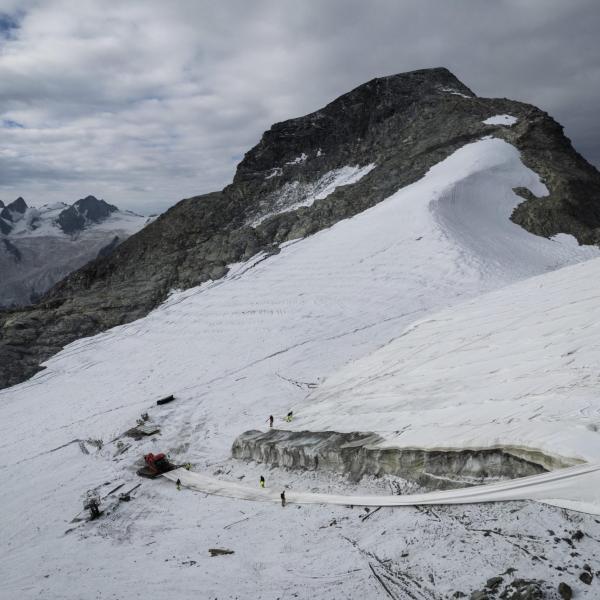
[
  {"left": 296, "top": 256, "right": 600, "bottom": 471},
  {"left": 1, "top": 137, "right": 600, "bottom": 598}
]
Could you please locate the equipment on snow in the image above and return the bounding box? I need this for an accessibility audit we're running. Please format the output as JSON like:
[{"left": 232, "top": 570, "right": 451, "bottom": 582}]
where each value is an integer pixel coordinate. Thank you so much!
[
  {"left": 209, "top": 548, "right": 235, "bottom": 557},
  {"left": 136, "top": 452, "right": 178, "bottom": 478},
  {"left": 126, "top": 422, "right": 160, "bottom": 439},
  {"left": 157, "top": 394, "right": 175, "bottom": 406}
]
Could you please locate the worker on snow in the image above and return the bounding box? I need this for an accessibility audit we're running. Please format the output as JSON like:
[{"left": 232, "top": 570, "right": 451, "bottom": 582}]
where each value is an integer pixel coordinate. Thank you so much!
[
  {"left": 176, "top": 478, "right": 182, "bottom": 491},
  {"left": 260, "top": 475, "right": 265, "bottom": 488},
  {"left": 285, "top": 411, "right": 293, "bottom": 423},
  {"left": 280, "top": 490, "right": 286, "bottom": 507},
  {"left": 269, "top": 415, "right": 274, "bottom": 428}
]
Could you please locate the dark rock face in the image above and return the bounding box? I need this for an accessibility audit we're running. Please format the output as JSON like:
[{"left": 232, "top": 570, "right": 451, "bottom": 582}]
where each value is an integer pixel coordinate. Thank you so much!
[
  {"left": 96, "top": 236, "right": 121, "bottom": 259},
  {"left": 557, "top": 582, "right": 572, "bottom": 599},
  {"left": 1, "top": 67, "right": 600, "bottom": 389},
  {"left": 11, "top": 197, "right": 27, "bottom": 213},
  {"left": 1, "top": 197, "right": 27, "bottom": 219},
  {"left": 579, "top": 571, "right": 593, "bottom": 585},
  {"left": 0, "top": 197, "right": 28, "bottom": 229},
  {"left": 57, "top": 195, "right": 118, "bottom": 234}
]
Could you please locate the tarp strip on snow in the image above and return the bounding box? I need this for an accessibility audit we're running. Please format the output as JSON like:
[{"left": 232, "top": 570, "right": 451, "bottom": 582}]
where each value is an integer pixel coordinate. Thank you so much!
[{"left": 164, "top": 463, "right": 600, "bottom": 515}]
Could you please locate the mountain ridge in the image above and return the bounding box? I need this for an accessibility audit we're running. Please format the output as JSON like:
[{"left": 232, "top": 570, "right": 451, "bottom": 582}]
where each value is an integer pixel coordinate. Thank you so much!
[
  {"left": 0, "top": 195, "right": 148, "bottom": 309},
  {"left": 1, "top": 67, "right": 599, "bottom": 389}
]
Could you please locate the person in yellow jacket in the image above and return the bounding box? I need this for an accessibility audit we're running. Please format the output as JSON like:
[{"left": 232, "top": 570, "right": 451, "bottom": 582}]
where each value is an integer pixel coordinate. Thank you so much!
[{"left": 259, "top": 475, "right": 265, "bottom": 488}]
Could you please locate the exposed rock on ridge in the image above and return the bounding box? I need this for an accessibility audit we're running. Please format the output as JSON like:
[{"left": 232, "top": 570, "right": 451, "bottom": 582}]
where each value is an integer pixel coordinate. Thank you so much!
[{"left": 1, "top": 67, "right": 600, "bottom": 389}]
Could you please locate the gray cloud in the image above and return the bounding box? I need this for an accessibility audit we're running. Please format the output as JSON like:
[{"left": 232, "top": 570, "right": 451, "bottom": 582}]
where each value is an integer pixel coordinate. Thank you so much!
[{"left": 0, "top": 0, "right": 598, "bottom": 214}]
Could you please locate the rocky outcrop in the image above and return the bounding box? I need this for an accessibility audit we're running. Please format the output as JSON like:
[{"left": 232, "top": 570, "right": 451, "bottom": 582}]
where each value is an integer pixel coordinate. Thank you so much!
[
  {"left": 0, "top": 197, "right": 27, "bottom": 221},
  {"left": 231, "top": 429, "right": 555, "bottom": 489},
  {"left": 0, "top": 219, "right": 12, "bottom": 235},
  {"left": 57, "top": 195, "right": 118, "bottom": 234},
  {"left": 1, "top": 67, "right": 600, "bottom": 389},
  {"left": 0, "top": 197, "right": 28, "bottom": 234}
]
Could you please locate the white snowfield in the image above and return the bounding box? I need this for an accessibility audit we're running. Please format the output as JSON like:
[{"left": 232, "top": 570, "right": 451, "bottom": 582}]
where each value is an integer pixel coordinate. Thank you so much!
[
  {"left": 2, "top": 136, "right": 600, "bottom": 598},
  {"left": 165, "top": 462, "right": 600, "bottom": 515},
  {"left": 296, "top": 255, "right": 600, "bottom": 470},
  {"left": 483, "top": 114, "right": 518, "bottom": 126}
]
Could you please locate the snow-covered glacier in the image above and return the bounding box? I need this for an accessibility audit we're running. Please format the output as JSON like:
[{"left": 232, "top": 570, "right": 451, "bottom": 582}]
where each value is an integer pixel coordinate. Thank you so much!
[{"left": 2, "top": 137, "right": 600, "bottom": 598}]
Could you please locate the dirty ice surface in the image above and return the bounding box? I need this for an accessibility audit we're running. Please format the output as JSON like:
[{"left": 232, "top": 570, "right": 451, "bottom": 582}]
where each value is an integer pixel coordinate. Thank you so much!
[{"left": 2, "top": 137, "right": 600, "bottom": 598}]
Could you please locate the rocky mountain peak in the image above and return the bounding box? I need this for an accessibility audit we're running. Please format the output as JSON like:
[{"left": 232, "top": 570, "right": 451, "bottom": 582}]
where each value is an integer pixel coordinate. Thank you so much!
[
  {"left": 0, "top": 197, "right": 28, "bottom": 223},
  {"left": 2, "top": 69, "right": 600, "bottom": 389},
  {"left": 57, "top": 195, "right": 118, "bottom": 234},
  {"left": 9, "top": 197, "right": 27, "bottom": 213},
  {"left": 232, "top": 68, "right": 474, "bottom": 192}
]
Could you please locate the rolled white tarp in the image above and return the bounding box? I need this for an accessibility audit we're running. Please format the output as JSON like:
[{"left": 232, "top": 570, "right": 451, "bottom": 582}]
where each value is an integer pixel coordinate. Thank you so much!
[{"left": 164, "top": 462, "right": 600, "bottom": 515}]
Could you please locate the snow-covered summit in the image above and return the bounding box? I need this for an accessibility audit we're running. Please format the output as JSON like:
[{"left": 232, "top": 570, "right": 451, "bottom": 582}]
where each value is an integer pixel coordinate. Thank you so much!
[{"left": 0, "top": 195, "right": 145, "bottom": 238}]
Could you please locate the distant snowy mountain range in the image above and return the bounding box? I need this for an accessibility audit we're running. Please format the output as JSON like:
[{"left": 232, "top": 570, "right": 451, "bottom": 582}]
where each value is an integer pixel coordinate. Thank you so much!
[{"left": 0, "top": 195, "right": 149, "bottom": 308}]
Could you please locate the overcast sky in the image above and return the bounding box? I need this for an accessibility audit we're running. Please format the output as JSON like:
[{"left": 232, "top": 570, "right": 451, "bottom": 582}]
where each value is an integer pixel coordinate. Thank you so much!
[{"left": 0, "top": 0, "right": 598, "bottom": 214}]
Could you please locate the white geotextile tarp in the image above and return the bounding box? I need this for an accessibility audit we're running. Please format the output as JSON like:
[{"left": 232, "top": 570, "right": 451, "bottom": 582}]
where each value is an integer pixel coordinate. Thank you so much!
[{"left": 164, "top": 463, "right": 600, "bottom": 515}]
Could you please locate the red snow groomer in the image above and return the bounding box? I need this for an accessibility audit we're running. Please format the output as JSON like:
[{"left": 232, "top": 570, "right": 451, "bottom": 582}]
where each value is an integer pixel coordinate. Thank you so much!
[{"left": 137, "top": 452, "right": 177, "bottom": 478}]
